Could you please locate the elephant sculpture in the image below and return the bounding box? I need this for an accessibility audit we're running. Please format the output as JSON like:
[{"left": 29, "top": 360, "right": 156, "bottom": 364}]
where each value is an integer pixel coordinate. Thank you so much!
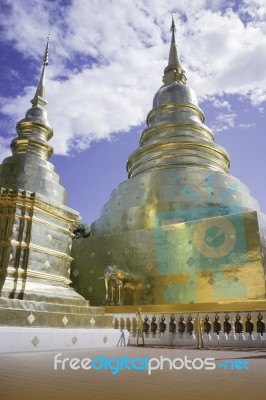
[{"left": 102, "top": 265, "right": 128, "bottom": 305}]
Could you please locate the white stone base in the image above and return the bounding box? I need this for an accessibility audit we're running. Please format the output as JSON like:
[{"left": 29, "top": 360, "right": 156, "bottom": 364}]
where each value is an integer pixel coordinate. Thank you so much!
[
  {"left": 129, "top": 332, "right": 266, "bottom": 348},
  {"left": 0, "top": 327, "right": 129, "bottom": 353}
]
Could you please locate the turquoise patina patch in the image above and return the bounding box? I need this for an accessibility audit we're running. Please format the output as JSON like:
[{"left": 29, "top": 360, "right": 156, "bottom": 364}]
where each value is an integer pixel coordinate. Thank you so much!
[{"left": 153, "top": 205, "right": 248, "bottom": 302}]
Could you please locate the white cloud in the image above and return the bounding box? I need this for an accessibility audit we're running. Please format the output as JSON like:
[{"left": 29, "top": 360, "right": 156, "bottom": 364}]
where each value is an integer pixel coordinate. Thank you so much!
[
  {"left": 239, "top": 122, "right": 256, "bottom": 128},
  {"left": 211, "top": 111, "right": 237, "bottom": 133},
  {"left": 249, "top": 88, "right": 266, "bottom": 105},
  {"left": 0, "top": 0, "right": 265, "bottom": 158},
  {"left": 212, "top": 98, "right": 231, "bottom": 110},
  {"left": 217, "top": 112, "right": 237, "bottom": 126}
]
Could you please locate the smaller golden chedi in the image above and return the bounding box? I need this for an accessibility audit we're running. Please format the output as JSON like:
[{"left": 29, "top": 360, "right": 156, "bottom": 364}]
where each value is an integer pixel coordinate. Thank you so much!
[{"left": 0, "top": 37, "right": 112, "bottom": 328}]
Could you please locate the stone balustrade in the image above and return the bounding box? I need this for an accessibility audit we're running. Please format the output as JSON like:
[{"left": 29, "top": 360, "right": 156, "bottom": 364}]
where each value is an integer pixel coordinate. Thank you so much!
[{"left": 110, "top": 311, "right": 266, "bottom": 348}]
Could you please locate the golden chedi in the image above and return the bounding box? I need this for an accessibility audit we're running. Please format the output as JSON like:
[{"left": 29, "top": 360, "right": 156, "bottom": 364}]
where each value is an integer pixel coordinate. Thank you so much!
[
  {"left": 71, "top": 19, "right": 266, "bottom": 306},
  {"left": 0, "top": 37, "right": 112, "bottom": 328}
]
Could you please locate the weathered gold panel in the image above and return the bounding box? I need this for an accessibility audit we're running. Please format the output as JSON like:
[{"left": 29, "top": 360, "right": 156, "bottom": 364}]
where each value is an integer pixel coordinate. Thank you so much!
[{"left": 71, "top": 211, "right": 266, "bottom": 306}]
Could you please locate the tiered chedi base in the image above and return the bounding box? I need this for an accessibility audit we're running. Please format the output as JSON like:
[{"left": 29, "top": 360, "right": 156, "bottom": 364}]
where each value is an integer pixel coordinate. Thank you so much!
[
  {"left": 0, "top": 298, "right": 113, "bottom": 328},
  {"left": 0, "top": 188, "right": 79, "bottom": 302},
  {"left": 0, "top": 188, "right": 113, "bottom": 328},
  {"left": 71, "top": 168, "right": 266, "bottom": 306}
]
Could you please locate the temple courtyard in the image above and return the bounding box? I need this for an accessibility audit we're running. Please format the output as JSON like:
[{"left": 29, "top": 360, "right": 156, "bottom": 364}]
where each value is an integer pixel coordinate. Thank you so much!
[{"left": 0, "top": 346, "right": 265, "bottom": 400}]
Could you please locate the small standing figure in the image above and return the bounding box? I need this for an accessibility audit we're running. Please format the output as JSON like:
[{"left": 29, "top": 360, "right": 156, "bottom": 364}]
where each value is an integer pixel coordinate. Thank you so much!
[
  {"left": 257, "top": 313, "right": 265, "bottom": 336},
  {"left": 235, "top": 312, "right": 243, "bottom": 334},
  {"left": 169, "top": 314, "right": 177, "bottom": 333},
  {"left": 204, "top": 314, "right": 212, "bottom": 334},
  {"left": 223, "top": 313, "right": 232, "bottom": 334},
  {"left": 151, "top": 315, "right": 158, "bottom": 334},
  {"left": 136, "top": 308, "right": 144, "bottom": 346},
  {"left": 245, "top": 313, "right": 254, "bottom": 335},
  {"left": 186, "top": 315, "right": 194, "bottom": 335},
  {"left": 213, "top": 313, "right": 221, "bottom": 335},
  {"left": 178, "top": 315, "right": 186, "bottom": 334},
  {"left": 159, "top": 315, "right": 167, "bottom": 333}
]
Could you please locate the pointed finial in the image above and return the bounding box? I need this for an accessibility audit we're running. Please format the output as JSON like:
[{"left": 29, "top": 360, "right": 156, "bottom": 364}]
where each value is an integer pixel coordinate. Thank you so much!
[
  {"left": 171, "top": 14, "right": 176, "bottom": 33},
  {"left": 31, "top": 35, "right": 50, "bottom": 108},
  {"left": 43, "top": 34, "right": 50, "bottom": 66},
  {"left": 163, "top": 16, "right": 187, "bottom": 85}
]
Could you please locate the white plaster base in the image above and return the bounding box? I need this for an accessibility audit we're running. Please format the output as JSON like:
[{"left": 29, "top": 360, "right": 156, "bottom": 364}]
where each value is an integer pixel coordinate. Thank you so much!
[
  {"left": 129, "top": 332, "right": 266, "bottom": 348},
  {"left": 0, "top": 327, "right": 129, "bottom": 353}
]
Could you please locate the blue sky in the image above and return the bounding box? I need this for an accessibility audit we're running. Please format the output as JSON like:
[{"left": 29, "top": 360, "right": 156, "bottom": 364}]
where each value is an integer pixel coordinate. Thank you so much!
[{"left": 0, "top": 0, "right": 265, "bottom": 225}]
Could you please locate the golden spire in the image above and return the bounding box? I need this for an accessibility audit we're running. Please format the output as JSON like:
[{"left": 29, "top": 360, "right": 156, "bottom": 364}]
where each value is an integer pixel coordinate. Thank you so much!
[
  {"left": 12, "top": 35, "right": 53, "bottom": 162},
  {"left": 31, "top": 34, "right": 50, "bottom": 108},
  {"left": 163, "top": 16, "right": 187, "bottom": 85},
  {"left": 126, "top": 16, "right": 230, "bottom": 178},
  {"left": 0, "top": 35, "right": 69, "bottom": 203}
]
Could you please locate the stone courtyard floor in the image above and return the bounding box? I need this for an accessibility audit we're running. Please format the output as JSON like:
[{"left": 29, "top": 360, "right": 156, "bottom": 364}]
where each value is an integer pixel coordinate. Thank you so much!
[{"left": 0, "top": 346, "right": 265, "bottom": 400}]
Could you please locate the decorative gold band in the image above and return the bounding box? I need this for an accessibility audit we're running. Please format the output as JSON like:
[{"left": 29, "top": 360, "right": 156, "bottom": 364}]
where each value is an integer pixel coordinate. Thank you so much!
[
  {"left": 0, "top": 267, "right": 71, "bottom": 285},
  {"left": 146, "top": 102, "right": 205, "bottom": 125}
]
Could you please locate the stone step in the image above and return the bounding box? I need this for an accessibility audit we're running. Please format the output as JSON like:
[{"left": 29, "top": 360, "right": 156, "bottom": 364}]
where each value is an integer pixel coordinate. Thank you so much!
[
  {"left": 0, "top": 305, "right": 114, "bottom": 328},
  {"left": 0, "top": 297, "right": 106, "bottom": 315}
]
